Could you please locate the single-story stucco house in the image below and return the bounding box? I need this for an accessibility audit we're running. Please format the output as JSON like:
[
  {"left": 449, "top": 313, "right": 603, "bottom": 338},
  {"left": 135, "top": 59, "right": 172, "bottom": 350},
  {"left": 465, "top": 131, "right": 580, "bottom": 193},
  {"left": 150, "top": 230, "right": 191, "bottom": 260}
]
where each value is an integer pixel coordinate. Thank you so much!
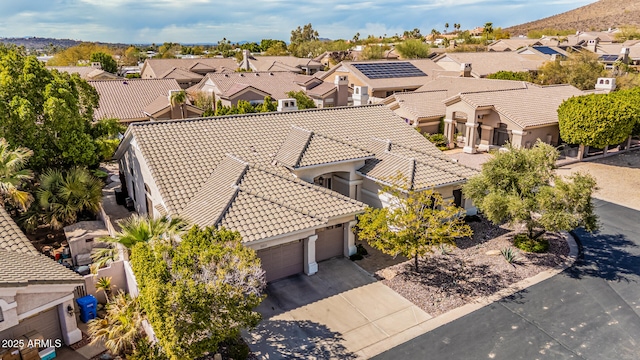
[{"left": 114, "top": 105, "right": 477, "bottom": 282}]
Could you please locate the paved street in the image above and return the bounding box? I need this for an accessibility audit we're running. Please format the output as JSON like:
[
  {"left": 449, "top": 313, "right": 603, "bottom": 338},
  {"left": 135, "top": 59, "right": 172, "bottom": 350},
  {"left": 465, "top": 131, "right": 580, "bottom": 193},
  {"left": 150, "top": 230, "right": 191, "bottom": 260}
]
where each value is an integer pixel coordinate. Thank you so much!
[{"left": 374, "top": 199, "right": 640, "bottom": 360}]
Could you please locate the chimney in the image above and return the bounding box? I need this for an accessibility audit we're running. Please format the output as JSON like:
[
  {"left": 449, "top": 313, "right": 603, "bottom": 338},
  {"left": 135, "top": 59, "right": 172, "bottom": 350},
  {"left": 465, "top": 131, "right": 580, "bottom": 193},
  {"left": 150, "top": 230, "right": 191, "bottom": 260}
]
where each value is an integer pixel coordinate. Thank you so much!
[
  {"left": 90, "top": 62, "right": 102, "bottom": 69},
  {"left": 587, "top": 38, "right": 598, "bottom": 53},
  {"left": 594, "top": 77, "right": 616, "bottom": 93},
  {"left": 460, "top": 63, "right": 472, "bottom": 77},
  {"left": 277, "top": 98, "right": 298, "bottom": 112},
  {"left": 550, "top": 54, "right": 557, "bottom": 62},
  {"left": 620, "top": 47, "right": 630, "bottom": 64},
  {"left": 352, "top": 85, "right": 369, "bottom": 106},
  {"left": 334, "top": 75, "right": 349, "bottom": 107},
  {"left": 449, "top": 39, "right": 457, "bottom": 49},
  {"left": 241, "top": 49, "right": 251, "bottom": 71}
]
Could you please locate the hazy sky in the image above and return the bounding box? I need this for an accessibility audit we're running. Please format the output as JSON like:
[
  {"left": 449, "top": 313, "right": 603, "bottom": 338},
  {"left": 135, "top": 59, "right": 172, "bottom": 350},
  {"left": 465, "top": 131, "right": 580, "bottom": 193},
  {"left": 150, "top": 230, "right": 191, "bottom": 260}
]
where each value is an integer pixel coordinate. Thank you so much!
[{"left": 0, "top": 0, "right": 595, "bottom": 44}]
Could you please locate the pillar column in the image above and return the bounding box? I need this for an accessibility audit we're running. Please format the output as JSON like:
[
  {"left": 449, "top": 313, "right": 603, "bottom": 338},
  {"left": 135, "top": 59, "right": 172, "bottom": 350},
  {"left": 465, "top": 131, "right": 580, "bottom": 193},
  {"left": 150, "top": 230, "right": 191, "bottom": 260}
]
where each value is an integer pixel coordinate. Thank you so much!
[
  {"left": 57, "top": 298, "right": 83, "bottom": 345},
  {"left": 443, "top": 118, "right": 455, "bottom": 146},
  {"left": 344, "top": 221, "right": 357, "bottom": 257},
  {"left": 304, "top": 235, "right": 318, "bottom": 275},
  {"left": 463, "top": 122, "right": 479, "bottom": 154}
]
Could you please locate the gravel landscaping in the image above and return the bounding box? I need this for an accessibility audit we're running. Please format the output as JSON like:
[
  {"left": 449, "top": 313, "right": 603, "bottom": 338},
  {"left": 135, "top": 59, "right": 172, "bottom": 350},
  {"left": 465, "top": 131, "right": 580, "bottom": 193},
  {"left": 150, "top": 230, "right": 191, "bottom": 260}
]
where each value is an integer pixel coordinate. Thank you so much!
[{"left": 358, "top": 216, "right": 570, "bottom": 317}]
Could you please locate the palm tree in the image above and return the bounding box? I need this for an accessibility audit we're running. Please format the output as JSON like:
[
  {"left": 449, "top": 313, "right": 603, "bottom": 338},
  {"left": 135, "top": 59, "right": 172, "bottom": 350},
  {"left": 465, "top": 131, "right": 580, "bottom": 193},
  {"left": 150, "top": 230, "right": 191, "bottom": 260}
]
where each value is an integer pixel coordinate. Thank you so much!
[
  {"left": 37, "top": 167, "right": 103, "bottom": 229},
  {"left": 106, "top": 214, "right": 187, "bottom": 249},
  {"left": 484, "top": 22, "right": 494, "bottom": 43},
  {"left": 444, "top": 23, "right": 449, "bottom": 34},
  {"left": 88, "top": 292, "right": 144, "bottom": 356},
  {"left": 91, "top": 246, "right": 119, "bottom": 269},
  {"left": 169, "top": 90, "right": 187, "bottom": 119},
  {"left": 0, "top": 138, "right": 34, "bottom": 210},
  {"left": 95, "top": 276, "right": 113, "bottom": 303}
]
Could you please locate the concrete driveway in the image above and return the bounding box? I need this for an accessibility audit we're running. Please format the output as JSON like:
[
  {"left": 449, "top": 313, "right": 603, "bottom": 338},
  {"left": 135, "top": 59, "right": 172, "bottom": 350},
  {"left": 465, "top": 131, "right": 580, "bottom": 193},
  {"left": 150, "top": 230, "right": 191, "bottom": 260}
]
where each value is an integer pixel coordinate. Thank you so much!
[
  {"left": 374, "top": 199, "right": 640, "bottom": 360},
  {"left": 244, "top": 258, "right": 432, "bottom": 358}
]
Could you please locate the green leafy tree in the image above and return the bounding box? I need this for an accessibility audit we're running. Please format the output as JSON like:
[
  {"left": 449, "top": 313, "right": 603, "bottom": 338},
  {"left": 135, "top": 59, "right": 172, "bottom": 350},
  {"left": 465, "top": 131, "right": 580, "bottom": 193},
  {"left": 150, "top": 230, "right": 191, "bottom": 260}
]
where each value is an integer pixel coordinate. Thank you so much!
[
  {"left": 46, "top": 43, "right": 113, "bottom": 66},
  {"left": 290, "top": 23, "right": 319, "bottom": 46},
  {"left": 90, "top": 52, "right": 118, "bottom": 73},
  {"left": 92, "top": 118, "right": 125, "bottom": 161},
  {"left": 261, "top": 96, "right": 277, "bottom": 112},
  {"left": 264, "top": 42, "right": 289, "bottom": 56},
  {"left": 463, "top": 142, "right": 598, "bottom": 239},
  {"left": 260, "top": 39, "right": 287, "bottom": 52},
  {"left": 88, "top": 292, "right": 145, "bottom": 357},
  {"left": 286, "top": 90, "right": 316, "bottom": 109},
  {"left": 557, "top": 91, "right": 639, "bottom": 148},
  {"left": 355, "top": 176, "right": 472, "bottom": 272},
  {"left": 130, "top": 226, "right": 266, "bottom": 360},
  {"left": 537, "top": 50, "right": 605, "bottom": 90},
  {"left": 487, "top": 71, "right": 535, "bottom": 82},
  {"left": 0, "top": 139, "right": 34, "bottom": 210},
  {"left": 0, "top": 45, "right": 102, "bottom": 172},
  {"left": 394, "top": 39, "right": 430, "bottom": 59},
  {"left": 35, "top": 167, "right": 103, "bottom": 229},
  {"left": 361, "top": 45, "right": 387, "bottom": 60}
]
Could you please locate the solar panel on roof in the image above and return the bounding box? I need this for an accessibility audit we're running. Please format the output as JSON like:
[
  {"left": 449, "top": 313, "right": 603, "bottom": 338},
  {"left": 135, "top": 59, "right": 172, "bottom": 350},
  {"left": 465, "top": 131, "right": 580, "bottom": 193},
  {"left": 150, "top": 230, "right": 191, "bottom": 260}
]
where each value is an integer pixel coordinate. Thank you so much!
[
  {"left": 599, "top": 54, "right": 619, "bottom": 62},
  {"left": 352, "top": 62, "right": 427, "bottom": 79},
  {"left": 533, "top": 46, "right": 560, "bottom": 56}
]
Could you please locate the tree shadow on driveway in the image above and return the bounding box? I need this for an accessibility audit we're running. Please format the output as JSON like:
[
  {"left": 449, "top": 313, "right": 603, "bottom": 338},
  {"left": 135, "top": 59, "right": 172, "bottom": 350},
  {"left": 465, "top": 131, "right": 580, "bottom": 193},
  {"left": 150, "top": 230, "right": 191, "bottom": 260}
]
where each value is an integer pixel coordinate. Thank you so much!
[
  {"left": 246, "top": 319, "right": 357, "bottom": 359},
  {"left": 567, "top": 230, "right": 640, "bottom": 284}
]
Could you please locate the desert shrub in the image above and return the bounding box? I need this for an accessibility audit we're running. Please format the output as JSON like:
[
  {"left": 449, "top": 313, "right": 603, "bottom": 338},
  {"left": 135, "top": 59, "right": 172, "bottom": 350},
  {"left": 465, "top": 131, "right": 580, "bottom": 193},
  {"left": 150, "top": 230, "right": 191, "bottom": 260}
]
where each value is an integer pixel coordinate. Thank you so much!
[
  {"left": 426, "top": 133, "right": 448, "bottom": 150},
  {"left": 513, "top": 233, "right": 550, "bottom": 253}
]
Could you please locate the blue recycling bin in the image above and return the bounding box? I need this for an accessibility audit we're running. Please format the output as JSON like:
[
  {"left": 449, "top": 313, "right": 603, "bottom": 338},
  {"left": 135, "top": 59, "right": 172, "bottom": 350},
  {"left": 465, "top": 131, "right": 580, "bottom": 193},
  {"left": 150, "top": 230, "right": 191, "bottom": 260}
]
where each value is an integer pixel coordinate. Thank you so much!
[{"left": 76, "top": 295, "right": 98, "bottom": 323}]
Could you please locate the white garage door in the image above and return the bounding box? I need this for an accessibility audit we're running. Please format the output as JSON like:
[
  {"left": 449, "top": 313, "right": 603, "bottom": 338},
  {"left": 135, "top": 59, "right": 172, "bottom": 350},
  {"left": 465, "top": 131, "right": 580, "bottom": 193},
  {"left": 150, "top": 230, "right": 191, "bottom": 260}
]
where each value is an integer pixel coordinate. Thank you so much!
[
  {"left": 0, "top": 307, "right": 62, "bottom": 343},
  {"left": 257, "top": 240, "right": 304, "bottom": 282},
  {"left": 316, "top": 225, "right": 344, "bottom": 262}
]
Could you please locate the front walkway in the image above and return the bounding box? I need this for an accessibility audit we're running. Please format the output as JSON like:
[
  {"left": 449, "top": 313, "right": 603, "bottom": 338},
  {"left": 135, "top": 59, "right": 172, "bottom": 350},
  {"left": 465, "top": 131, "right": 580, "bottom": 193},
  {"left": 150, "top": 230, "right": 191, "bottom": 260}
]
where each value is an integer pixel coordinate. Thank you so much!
[{"left": 245, "top": 258, "right": 432, "bottom": 358}]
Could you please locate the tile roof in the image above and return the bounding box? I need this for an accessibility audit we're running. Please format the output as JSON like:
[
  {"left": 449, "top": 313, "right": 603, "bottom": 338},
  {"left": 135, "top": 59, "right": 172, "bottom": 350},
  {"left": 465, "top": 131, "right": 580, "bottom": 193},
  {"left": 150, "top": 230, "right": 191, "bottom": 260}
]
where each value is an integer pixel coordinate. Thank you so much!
[
  {"left": 0, "top": 206, "right": 83, "bottom": 286},
  {"left": 124, "top": 106, "right": 476, "bottom": 223},
  {"left": 323, "top": 59, "right": 442, "bottom": 91},
  {"left": 48, "top": 66, "right": 121, "bottom": 80},
  {"left": 488, "top": 39, "right": 544, "bottom": 51},
  {"left": 451, "top": 85, "right": 584, "bottom": 128},
  {"left": 433, "top": 52, "right": 548, "bottom": 77},
  {"left": 158, "top": 67, "right": 204, "bottom": 82},
  {"left": 386, "top": 77, "right": 533, "bottom": 121},
  {"left": 89, "top": 78, "right": 183, "bottom": 121},
  {"left": 244, "top": 56, "right": 324, "bottom": 73},
  {"left": 274, "top": 126, "right": 373, "bottom": 169},
  {"left": 197, "top": 72, "right": 306, "bottom": 100},
  {"left": 0, "top": 249, "right": 83, "bottom": 287},
  {"left": 0, "top": 206, "right": 37, "bottom": 255},
  {"left": 142, "top": 58, "right": 239, "bottom": 78},
  {"left": 306, "top": 82, "right": 336, "bottom": 97},
  {"left": 358, "top": 140, "right": 478, "bottom": 190}
]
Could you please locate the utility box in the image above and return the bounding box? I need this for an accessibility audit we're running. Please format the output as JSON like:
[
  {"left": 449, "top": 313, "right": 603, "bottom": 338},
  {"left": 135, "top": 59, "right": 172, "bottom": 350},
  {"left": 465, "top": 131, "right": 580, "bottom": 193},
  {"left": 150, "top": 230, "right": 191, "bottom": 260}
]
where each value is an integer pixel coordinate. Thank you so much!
[{"left": 76, "top": 295, "right": 98, "bottom": 323}]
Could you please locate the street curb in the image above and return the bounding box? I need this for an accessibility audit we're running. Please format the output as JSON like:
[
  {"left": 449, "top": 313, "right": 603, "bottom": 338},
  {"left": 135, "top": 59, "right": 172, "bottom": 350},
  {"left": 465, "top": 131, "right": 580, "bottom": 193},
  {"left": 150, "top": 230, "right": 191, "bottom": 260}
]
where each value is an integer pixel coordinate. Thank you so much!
[{"left": 356, "top": 232, "right": 579, "bottom": 359}]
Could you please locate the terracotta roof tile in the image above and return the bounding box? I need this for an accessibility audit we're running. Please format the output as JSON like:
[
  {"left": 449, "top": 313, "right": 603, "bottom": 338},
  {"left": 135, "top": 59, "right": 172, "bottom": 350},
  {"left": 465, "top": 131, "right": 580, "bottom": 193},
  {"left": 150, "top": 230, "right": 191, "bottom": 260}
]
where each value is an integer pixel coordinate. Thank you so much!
[
  {"left": 89, "top": 78, "right": 182, "bottom": 121},
  {"left": 0, "top": 249, "right": 83, "bottom": 286},
  {"left": 197, "top": 72, "right": 306, "bottom": 100},
  {"left": 0, "top": 206, "right": 37, "bottom": 255}
]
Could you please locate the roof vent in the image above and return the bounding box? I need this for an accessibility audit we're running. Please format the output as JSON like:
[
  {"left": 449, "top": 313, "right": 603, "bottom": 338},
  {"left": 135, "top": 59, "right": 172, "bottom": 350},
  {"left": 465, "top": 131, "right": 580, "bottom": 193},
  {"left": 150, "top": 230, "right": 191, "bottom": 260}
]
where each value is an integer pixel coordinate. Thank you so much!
[
  {"left": 255, "top": 73, "right": 260, "bottom": 76},
  {"left": 122, "top": 81, "right": 128, "bottom": 85},
  {"left": 269, "top": 72, "right": 274, "bottom": 76},
  {"left": 240, "top": 73, "right": 245, "bottom": 77}
]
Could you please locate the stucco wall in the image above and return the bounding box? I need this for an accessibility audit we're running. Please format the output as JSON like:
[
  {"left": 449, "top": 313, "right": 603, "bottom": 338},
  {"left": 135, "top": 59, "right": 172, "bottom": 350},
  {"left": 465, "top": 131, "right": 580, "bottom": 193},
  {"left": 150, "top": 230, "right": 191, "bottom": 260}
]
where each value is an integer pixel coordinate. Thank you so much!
[
  {"left": 120, "top": 138, "right": 165, "bottom": 217},
  {"left": 521, "top": 125, "right": 559, "bottom": 147},
  {"left": 83, "top": 260, "right": 129, "bottom": 304},
  {"left": 15, "top": 292, "right": 70, "bottom": 315}
]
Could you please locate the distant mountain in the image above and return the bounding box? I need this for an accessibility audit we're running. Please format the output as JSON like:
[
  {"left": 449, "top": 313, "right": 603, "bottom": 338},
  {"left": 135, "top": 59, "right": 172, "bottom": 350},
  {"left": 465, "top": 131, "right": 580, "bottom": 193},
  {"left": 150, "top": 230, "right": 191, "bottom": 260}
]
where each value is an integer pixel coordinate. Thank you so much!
[
  {"left": 505, "top": 0, "right": 640, "bottom": 36},
  {"left": 0, "top": 37, "right": 135, "bottom": 52}
]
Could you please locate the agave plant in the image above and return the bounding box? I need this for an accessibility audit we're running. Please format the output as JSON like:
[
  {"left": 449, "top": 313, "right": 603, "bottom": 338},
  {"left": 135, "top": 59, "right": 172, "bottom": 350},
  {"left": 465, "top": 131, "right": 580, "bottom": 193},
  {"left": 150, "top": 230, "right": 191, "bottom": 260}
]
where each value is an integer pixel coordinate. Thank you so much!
[{"left": 501, "top": 247, "right": 519, "bottom": 265}]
